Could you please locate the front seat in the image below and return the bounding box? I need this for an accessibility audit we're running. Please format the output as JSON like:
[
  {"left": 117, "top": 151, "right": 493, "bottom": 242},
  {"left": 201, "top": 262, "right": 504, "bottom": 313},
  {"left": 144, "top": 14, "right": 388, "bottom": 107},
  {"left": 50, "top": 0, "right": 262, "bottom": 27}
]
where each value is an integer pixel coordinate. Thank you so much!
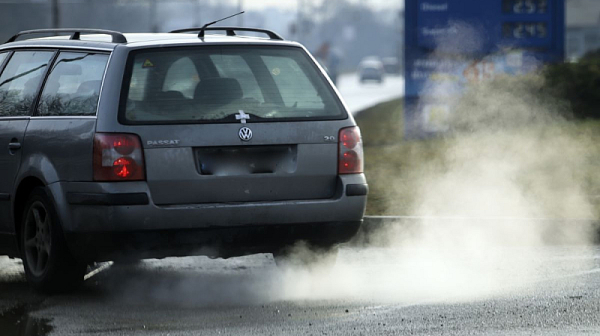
[{"left": 194, "top": 77, "right": 243, "bottom": 106}]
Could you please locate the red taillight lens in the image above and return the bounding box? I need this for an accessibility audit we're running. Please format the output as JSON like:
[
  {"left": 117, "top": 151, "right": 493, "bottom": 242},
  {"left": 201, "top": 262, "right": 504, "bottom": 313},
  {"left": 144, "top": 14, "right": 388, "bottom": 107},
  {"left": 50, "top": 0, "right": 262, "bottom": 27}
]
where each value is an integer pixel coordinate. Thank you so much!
[
  {"left": 341, "top": 130, "right": 358, "bottom": 149},
  {"left": 338, "top": 127, "right": 364, "bottom": 174},
  {"left": 113, "top": 157, "right": 138, "bottom": 178},
  {"left": 340, "top": 150, "right": 359, "bottom": 171},
  {"left": 113, "top": 137, "right": 136, "bottom": 155},
  {"left": 94, "top": 133, "right": 145, "bottom": 181}
]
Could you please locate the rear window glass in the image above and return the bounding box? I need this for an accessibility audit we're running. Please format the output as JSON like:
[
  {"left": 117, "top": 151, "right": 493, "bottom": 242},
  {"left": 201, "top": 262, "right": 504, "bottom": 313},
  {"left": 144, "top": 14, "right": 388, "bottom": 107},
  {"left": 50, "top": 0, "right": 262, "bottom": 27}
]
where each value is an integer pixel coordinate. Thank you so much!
[{"left": 121, "top": 46, "right": 345, "bottom": 123}]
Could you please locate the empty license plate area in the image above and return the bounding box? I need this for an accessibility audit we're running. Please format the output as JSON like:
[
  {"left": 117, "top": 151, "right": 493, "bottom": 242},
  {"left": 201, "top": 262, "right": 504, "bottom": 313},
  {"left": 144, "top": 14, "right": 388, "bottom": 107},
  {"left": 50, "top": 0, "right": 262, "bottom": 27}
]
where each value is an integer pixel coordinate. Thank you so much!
[{"left": 195, "top": 145, "right": 298, "bottom": 176}]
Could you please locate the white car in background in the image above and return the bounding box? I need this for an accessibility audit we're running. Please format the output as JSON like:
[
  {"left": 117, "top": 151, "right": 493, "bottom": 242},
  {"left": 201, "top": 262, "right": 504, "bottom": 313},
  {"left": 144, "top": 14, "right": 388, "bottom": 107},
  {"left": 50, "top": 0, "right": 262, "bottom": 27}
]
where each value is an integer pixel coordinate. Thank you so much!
[{"left": 358, "top": 57, "right": 384, "bottom": 83}]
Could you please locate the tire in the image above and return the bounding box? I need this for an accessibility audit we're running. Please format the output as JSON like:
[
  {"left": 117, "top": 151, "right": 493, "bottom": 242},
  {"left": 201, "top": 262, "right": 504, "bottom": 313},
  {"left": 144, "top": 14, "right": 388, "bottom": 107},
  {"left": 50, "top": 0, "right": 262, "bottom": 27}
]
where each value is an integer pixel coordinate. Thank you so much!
[
  {"left": 20, "top": 187, "right": 85, "bottom": 293},
  {"left": 273, "top": 243, "right": 339, "bottom": 271}
]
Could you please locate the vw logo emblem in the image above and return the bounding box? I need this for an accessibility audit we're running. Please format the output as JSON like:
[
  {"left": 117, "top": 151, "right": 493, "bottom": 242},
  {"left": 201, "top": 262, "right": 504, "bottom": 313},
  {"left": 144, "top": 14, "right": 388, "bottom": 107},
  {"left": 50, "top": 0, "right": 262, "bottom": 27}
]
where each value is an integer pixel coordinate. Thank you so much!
[{"left": 238, "top": 127, "right": 253, "bottom": 141}]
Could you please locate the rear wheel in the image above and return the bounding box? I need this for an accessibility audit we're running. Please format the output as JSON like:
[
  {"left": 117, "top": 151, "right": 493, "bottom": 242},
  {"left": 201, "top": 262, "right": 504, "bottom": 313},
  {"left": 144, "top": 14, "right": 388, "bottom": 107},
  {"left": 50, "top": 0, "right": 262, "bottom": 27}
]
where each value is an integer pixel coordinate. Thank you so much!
[
  {"left": 273, "top": 244, "right": 339, "bottom": 271},
  {"left": 20, "top": 187, "right": 85, "bottom": 292}
]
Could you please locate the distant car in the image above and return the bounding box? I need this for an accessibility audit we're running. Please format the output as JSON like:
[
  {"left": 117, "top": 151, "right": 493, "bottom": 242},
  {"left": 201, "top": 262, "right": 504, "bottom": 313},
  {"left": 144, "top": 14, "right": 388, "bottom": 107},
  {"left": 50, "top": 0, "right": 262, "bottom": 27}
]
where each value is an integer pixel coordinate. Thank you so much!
[
  {"left": 358, "top": 57, "right": 384, "bottom": 83},
  {"left": 0, "top": 27, "right": 368, "bottom": 292},
  {"left": 382, "top": 57, "right": 400, "bottom": 75}
]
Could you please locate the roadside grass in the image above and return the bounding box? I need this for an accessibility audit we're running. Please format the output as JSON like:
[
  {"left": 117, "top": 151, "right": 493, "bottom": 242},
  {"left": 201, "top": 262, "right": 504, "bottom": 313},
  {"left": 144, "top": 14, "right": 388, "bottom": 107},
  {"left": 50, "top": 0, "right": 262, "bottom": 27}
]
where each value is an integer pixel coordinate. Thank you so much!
[
  {"left": 355, "top": 99, "right": 449, "bottom": 216},
  {"left": 354, "top": 99, "right": 600, "bottom": 218}
]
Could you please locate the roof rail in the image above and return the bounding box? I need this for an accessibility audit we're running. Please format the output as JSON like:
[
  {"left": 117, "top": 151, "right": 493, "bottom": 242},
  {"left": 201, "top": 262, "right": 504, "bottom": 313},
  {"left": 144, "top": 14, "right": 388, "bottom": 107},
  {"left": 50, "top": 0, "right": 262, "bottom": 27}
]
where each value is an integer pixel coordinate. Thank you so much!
[
  {"left": 170, "top": 27, "right": 284, "bottom": 41},
  {"left": 6, "top": 28, "right": 127, "bottom": 44}
]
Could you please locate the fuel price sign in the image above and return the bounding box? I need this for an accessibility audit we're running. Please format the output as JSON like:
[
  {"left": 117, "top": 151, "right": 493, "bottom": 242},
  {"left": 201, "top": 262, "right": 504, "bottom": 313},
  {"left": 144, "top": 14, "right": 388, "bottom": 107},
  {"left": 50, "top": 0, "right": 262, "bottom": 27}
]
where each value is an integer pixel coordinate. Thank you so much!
[{"left": 405, "top": 0, "right": 564, "bottom": 138}]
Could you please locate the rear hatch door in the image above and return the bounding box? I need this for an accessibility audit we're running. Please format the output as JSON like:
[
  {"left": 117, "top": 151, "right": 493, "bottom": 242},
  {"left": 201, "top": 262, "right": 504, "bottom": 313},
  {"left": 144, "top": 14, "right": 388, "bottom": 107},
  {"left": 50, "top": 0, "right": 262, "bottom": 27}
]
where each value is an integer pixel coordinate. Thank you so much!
[{"left": 119, "top": 44, "right": 347, "bottom": 205}]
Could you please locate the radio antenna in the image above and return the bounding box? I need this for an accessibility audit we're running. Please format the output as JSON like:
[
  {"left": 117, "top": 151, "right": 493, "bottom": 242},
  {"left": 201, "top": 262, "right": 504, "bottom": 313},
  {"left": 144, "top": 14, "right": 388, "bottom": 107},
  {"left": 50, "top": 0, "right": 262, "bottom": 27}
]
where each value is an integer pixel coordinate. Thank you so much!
[{"left": 199, "top": 11, "right": 245, "bottom": 37}]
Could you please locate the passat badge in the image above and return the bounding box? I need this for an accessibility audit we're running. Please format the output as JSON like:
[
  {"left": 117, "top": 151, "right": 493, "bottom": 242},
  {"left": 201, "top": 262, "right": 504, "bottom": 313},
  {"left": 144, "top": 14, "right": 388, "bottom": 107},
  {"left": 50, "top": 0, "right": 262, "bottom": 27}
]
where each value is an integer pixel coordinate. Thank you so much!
[{"left": 239, "top": 127, "right": 253, "bottom": 141}]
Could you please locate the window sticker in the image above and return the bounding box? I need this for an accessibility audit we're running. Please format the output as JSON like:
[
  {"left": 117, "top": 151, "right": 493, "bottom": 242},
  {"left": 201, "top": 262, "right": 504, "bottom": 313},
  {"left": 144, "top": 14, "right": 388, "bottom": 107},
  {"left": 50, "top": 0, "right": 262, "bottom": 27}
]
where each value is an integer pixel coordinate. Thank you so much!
[{"left": 142, "top": 59, "right": 155, "bottom": 68}]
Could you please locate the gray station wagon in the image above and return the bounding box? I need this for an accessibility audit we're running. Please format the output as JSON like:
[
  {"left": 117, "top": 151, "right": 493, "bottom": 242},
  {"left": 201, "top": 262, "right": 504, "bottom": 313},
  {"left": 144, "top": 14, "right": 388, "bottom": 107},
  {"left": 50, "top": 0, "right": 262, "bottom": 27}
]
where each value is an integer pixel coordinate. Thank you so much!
[{"left": 0, "top": 27, "right": 368, "bottom": 291}]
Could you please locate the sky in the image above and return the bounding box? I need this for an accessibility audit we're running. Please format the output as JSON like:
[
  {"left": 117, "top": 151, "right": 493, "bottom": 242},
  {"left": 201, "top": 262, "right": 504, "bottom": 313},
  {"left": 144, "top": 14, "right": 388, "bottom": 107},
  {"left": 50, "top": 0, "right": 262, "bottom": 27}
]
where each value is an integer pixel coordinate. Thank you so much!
[
  {"left": 239, "top": 0, "right": 404, "bottom": 11},
  {"left": 0, "top": 0, "right": 404, "bottom": 12}
]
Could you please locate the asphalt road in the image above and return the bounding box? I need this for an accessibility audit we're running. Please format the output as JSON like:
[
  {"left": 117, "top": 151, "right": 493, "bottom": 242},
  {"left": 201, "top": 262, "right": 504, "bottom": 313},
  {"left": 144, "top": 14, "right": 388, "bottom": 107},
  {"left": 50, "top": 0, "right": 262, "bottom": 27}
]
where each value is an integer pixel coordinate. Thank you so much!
[{"left": 1, "top": 245, "right": 599, "bottom": 335}]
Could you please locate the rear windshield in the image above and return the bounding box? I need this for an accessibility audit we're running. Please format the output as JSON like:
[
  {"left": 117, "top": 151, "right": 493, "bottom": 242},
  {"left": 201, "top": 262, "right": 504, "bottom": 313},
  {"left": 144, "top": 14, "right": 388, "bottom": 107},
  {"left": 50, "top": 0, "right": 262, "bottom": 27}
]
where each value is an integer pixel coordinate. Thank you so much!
[{"left": 120, "top": 46, "right": 346, "bottom": 124}]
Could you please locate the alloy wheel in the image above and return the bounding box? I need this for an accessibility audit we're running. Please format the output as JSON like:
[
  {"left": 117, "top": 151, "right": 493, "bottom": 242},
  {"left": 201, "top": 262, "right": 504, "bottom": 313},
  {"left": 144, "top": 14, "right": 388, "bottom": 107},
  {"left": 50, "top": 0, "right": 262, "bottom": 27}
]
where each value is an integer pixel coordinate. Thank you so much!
[{"left": 23, "top": 201, "right": 52, "bottom": 277}]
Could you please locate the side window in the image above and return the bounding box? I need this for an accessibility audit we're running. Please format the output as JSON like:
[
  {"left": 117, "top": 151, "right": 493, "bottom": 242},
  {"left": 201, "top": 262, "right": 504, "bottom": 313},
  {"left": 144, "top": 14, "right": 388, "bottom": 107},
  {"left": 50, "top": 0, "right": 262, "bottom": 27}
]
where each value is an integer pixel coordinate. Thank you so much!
[
  {"left": 0, "top": 53, "right": 8, "bottom": 70},
  {"left": 163, "top": 57, "right": 199, "bottom": 99},
  {"left": 38, "top": 52, "right": 109, "bottom": 116},
  {"left": 210, "top": 54, "right": 264, "bottom": 103},
  {"left": 0, "top": 51, "right": 54, "bottom": 117}
]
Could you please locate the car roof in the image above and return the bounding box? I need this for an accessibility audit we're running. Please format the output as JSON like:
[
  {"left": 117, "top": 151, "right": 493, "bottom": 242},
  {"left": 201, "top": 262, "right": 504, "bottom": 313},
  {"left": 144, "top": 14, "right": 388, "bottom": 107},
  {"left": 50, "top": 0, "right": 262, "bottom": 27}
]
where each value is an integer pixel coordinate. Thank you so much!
[
  {"left": 359, "top": 59, "right": 383, "bottom": 67},
  {"left": 0, "top": 32, "right": 299, "bottom": 52}
]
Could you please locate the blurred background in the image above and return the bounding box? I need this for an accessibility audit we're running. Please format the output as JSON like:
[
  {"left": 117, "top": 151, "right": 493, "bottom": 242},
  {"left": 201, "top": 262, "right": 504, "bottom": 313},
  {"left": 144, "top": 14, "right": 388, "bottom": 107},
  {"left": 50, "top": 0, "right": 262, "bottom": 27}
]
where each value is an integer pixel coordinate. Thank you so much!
[
  {"left": 0, "top": 0, "right": 404, "bottom": 74},
  {"left": 1, "top": 0, "right": 600, "bottom": 71}
]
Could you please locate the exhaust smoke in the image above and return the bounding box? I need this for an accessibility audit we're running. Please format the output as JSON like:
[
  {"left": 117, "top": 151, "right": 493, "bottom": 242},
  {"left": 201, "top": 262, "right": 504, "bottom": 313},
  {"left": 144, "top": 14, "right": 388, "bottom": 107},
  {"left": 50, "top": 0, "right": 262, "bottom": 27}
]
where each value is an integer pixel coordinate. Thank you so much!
[
  {"left": 265, "top": 23, "right": 597, "bottom": 304},
  {"left": 270, "top": 64, "right": 597, "bottom": 305}
]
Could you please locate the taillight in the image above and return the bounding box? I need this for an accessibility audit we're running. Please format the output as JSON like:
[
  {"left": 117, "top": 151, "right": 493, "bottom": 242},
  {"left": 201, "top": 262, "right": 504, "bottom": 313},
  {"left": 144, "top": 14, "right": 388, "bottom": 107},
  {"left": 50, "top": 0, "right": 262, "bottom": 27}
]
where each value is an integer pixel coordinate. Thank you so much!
[
  {"left": 93, "top": 133, "right": 145, "bottom": 181},
  {"left": 338, "top": 126, "right": 364, "bottom": 174}
]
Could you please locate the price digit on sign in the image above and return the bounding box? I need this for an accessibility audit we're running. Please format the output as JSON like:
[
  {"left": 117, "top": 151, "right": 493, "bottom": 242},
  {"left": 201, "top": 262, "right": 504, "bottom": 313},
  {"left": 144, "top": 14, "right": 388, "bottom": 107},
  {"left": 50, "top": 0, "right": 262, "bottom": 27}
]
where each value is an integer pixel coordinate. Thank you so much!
[
  {"left": 538, "top": 0, "right": 548, "bottom": 13},
  {"left": 509, "top": 0, "right": 547, "bottom": 14},
  {"left": 513, "top": 0, "right": 524, "bottom": 13},
  {"left": 463, "top": 61, "right": 495, "bottom": 83},
  {"left": 525, "top": 23, "right": 536, "bottom": 37},
  {"left": 482, "top": 61, "right": 495, "bottom": 80},
  {"left": 537, "top": 22, "right": 547, "bottom": 37},
  {"left": 463, "top": 62, "right": 479, "bottom": 83},
  {"left": 513, "top": 23, "right": 525, "bottom": 39},
  {"left": 524, "top": 0, "right": 536, "bottom": 13}
]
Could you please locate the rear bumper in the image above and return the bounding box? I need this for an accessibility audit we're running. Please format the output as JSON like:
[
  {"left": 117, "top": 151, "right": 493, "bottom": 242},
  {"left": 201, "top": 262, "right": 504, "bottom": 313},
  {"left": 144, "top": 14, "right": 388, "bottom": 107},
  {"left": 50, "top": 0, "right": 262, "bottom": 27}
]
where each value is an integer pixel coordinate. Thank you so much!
[
  {"left": 65, "top": 221, "right": 361, "bottom": 263},
  {"left": 360, "top": 73, "right": 382, "bottom": 81},
  {"left": 49, "top": 175, "right": 367, "bottom": 232},
  {"left": 47, "top": 174, "right": 367, "bottom": 261}
]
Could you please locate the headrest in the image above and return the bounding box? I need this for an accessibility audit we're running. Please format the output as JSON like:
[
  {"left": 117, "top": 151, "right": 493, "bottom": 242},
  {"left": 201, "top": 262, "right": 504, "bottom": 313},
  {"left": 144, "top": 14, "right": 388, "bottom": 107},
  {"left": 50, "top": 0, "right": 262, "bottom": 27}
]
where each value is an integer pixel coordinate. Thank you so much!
[
  {"left": 76, "top": 80, "right": 102, "bottom": 95},
  {"left": 194, "top": 77, "right": 243, "bottom": 106}
]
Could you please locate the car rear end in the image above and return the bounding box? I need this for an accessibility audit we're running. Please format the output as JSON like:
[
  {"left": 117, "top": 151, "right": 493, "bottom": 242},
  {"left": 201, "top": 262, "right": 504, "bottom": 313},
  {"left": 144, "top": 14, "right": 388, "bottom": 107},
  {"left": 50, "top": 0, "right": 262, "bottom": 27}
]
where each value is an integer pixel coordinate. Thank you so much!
[
  {"left": 56, "top": 38, "right": 368, "bottom": 262},
  {"left": 359, "top": 58, "right": 385, "bottom": 83}
]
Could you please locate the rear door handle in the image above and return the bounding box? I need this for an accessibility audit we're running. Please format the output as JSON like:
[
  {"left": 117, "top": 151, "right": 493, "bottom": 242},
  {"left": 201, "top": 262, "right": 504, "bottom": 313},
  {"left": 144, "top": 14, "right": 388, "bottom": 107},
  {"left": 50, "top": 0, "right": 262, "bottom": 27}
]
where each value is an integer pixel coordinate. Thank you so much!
[{"left": 8, "top": 142, "right": 21, "bottom": 150}]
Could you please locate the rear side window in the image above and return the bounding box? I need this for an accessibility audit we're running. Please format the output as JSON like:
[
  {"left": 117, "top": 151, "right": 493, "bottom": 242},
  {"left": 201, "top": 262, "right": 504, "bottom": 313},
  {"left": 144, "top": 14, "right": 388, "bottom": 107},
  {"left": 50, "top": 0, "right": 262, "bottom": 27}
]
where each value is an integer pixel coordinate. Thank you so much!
[
  {"left": 121, "top": 46, "right": 345, "bottom": 124},
  {"left": 38, "top": 52, "right": 109, "bottom": 116},
  {"left": 0, "top": 51, "right": 54, "bottom": 117},
  {"left": 0, "top": 53, "right": 8, "bottom": 69}
]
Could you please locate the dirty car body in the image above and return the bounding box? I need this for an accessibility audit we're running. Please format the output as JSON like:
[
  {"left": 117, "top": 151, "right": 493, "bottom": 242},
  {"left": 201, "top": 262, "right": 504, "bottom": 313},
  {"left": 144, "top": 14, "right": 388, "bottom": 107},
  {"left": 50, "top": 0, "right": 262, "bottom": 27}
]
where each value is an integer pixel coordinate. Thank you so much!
[{"left": 0, "top": 28, "right": 367, "bottom": 289}]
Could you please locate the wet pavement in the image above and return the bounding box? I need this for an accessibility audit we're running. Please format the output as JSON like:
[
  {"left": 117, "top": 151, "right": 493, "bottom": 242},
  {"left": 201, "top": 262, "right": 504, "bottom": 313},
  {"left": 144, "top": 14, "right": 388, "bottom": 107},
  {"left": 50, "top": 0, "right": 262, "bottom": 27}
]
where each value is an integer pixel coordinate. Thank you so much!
[
  {"left": 1, "top": 246, "right": 600, "bottom": 335},
  {"left": 0, "top": 304, "right": 52, "bottom": 336}
]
